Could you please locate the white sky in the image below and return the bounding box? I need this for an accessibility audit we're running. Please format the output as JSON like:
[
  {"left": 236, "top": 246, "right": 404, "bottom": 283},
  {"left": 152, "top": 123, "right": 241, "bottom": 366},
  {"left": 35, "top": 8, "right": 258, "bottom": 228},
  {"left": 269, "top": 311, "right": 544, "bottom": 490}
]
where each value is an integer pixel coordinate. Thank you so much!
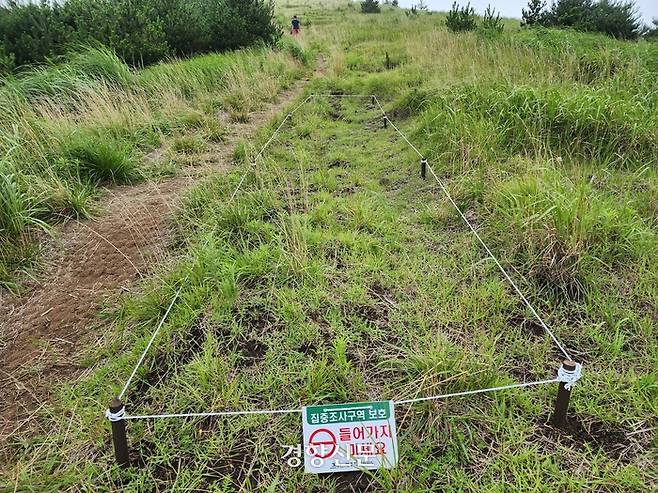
[{"left": 397, "top": 0, "right": 657, "bottom": 25}]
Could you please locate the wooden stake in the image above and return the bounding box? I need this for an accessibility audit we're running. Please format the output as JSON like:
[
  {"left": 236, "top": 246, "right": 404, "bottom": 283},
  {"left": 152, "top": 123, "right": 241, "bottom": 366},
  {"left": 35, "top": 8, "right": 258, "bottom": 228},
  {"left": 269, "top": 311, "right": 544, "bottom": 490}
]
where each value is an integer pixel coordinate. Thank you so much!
[
  {"left": 551, "top": 360, "right": 577, "bottom": 429},
  {"left": 109, "top": 397, "right": 130, "bottom": 468}
]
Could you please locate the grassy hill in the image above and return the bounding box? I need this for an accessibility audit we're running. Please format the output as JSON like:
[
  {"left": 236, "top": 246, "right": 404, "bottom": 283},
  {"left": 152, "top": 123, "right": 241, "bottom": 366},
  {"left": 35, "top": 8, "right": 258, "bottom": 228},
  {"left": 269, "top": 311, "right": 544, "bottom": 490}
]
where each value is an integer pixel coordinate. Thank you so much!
[{"left": 2, "top": 1, "right": 657, "bottom": 491}]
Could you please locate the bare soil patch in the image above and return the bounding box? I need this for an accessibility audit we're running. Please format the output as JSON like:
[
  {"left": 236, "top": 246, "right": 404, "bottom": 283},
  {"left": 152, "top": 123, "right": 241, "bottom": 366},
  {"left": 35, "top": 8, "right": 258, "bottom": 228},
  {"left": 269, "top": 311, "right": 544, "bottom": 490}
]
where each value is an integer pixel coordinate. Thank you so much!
[{"left": 0, "top": 64, "right": 324, "bottom": 449}]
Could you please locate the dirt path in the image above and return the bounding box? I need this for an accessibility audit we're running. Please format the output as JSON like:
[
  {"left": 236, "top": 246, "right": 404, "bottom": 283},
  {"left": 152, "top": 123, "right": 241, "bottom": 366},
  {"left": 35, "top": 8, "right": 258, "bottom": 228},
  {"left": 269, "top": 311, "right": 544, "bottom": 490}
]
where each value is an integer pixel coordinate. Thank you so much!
[{"left": 0, "top": 65, "right": 322, "bottom": 449}]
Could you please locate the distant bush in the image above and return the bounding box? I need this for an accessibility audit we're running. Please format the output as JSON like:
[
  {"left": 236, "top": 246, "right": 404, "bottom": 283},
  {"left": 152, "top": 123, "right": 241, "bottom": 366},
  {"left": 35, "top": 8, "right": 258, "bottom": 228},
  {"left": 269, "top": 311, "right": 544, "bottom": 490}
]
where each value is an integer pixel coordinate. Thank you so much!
[
  {"left": 522, "top": 0, "right": 547, "bottom": 26},
  {"left": 0, "top": 1, "right": 73, "bottom": 67},
  {"left": 446, "top": 2, "right": 477, "bottom": 32},
  {"left": 0, "top": 43, "right": 15, "bottom": 73},
  {"left": 647, "top": 20, "right": 658, "bottom": 39},
  {"left": 0, "top": 0, "right": 281, "bottom": 68},
  {"left": 361, "top": 0, "right": 381, "bottom": 13},
  {"left": 521, "top": 0, "right": 643, "bottom": 40},
  {"left": 480, "top": 5, "right": 504, "bottom": 34}
]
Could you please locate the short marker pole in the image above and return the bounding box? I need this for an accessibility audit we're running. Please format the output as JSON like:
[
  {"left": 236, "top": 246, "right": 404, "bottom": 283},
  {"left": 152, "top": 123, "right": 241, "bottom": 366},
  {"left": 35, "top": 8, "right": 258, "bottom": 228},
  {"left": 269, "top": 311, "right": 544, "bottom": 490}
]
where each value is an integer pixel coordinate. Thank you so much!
[
  {"left": 383, "top": 115, "right": 388, "bottom": 129},
  {"left": 551, "top": 360, "right": 577, "bottom": 429},
  {"left": 371, "top": 95, "right": 376, "bottom": 105},
  {"left": 421, "top": 158, "right": 427, "bottom": 179},
  {"left": 108, "top": 398, "right": 130, "bottom": 468}
]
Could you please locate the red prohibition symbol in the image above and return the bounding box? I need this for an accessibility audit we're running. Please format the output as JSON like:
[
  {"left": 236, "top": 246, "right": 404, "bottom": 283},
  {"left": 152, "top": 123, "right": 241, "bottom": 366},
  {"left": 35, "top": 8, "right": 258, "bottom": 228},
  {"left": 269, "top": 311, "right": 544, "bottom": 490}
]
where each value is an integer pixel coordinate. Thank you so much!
[{"left": 308, "top": 428, "right": 337, "bottom": 459}]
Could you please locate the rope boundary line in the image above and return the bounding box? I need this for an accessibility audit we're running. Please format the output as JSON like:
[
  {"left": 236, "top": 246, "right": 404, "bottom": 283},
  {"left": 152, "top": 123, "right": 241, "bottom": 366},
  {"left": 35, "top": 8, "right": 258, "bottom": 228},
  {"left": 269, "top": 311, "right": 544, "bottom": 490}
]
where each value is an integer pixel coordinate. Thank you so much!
[
  {"left": 117, "top": 95, "right": 307, "bottom": 401},
  {"left": 111, "top": 92, "right": 579, "bottom": 422},
  {"left": 112, "top": 378, "right": 565, "bottom": 421},
  {"left": 371, "top": 95, "right": 573, "bottom": 362}
]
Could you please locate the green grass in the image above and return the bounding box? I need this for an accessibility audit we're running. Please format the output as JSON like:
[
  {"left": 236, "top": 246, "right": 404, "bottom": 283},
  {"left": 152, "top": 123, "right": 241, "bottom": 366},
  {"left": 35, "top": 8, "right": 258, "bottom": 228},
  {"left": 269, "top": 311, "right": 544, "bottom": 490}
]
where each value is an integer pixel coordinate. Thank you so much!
[
  {"left": 2, "top": 1, "right": 657, "bottom": 491},
  {"left": 0, "top": 41, "right": 309, "bottom": 291}
]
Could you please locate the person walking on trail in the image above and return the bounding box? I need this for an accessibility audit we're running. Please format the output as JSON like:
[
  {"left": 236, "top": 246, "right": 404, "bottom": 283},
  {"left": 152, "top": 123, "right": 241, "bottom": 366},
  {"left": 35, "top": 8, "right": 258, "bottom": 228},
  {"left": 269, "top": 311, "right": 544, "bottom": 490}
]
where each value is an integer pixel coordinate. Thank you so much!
[{"left": 291, "top": 15, "right": 301, "bottom": 36}]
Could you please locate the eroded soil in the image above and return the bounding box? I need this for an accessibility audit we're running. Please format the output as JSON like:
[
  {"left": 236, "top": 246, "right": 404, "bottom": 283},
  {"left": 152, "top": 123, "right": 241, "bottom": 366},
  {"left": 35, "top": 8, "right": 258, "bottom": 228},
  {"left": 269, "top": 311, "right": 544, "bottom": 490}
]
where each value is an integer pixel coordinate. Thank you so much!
[{"left": 0, "top": 66, "right": 322, "bottom": 450}]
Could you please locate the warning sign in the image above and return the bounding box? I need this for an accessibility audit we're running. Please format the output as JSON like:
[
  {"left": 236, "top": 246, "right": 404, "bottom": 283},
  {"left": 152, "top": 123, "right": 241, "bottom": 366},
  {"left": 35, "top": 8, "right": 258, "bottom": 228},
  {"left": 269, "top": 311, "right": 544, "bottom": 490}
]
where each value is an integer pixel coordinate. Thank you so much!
[{"left": 302, "top": 400, "right": 398, "bottom": 474}]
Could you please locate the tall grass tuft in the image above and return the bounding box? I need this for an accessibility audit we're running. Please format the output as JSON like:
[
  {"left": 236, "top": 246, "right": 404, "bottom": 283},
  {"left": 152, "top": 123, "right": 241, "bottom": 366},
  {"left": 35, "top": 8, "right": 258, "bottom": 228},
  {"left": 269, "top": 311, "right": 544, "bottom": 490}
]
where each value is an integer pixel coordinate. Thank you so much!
[
  {"left": 0, "top": 168, "right": 48, "bottom": 240},
  {"left": 60, "top": 132, "right": 139, "bottom": 184},
  {"left": 489, "top": 171, "right": 657, "bottom": 297}
]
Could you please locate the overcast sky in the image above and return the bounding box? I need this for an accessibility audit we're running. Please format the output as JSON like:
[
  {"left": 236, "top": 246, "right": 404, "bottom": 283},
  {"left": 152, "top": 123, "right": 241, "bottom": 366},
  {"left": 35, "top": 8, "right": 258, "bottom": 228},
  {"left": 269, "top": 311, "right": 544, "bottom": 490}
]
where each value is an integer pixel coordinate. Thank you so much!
[{"left": 397, "top": 0, "right": 657, "bottom": 25}]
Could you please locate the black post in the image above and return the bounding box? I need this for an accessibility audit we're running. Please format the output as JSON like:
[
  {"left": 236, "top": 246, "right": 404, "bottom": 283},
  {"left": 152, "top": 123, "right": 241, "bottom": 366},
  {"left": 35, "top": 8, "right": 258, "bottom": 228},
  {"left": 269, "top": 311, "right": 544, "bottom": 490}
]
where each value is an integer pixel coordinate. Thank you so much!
[
  {"left": 421, "top": 158, "right": 427, "bottom": 179},
  {"left": 383, "top": 115, "right": 388, "bottom": 128},
  {"left": 371, "top": 95, "right": 376, "bottom": 105},
  {"left": 551, "top": 360, "right": 577, "bottom": 428},
  {"left": 109, "top": 397, "right": 130, "bottom": 468}
]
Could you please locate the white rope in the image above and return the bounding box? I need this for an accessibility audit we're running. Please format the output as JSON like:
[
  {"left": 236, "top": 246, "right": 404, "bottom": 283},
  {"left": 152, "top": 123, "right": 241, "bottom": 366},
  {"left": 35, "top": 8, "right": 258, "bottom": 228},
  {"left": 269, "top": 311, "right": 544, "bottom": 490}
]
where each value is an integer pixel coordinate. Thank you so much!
[
  {"left": 319, "top": 94, "right": 373, "bottom": 98},
  {"left": 119, "top": 286, "right": 183, "bottom": 400},
  {"left": 557, "top": 363, "right": 582, "bottom": 390},
  {"left": 117, "top": 96, "right": 305, "bottom": 401},
  {"left": 110, "top": 378, "right": 561, "bottom": 421},
  {"left": 105, "top": 405, "right": 126, "bottom": 422},
  {"left": 253, "top": 113, "right": 293, "bottom": 163},
  {"left": 114, "top": 93, "right": 576, "bottom": 420},
  {"left": 372, "top": 95, "right": 572, "bottom": 362},
  {"left": 290, "top": 94, "right": 315, "bottom": 115},
  {"left": 227, "top": 172, "right": 248, "bottom": 204},
  {"left": 394, "top": 378, "right": 559, "bottom": 405},
  {"left": 372, "top": 94, "right": 385, "bottom": 114},
  {"left": 122, "top": 407, "right": 302, "bottom": 420}
]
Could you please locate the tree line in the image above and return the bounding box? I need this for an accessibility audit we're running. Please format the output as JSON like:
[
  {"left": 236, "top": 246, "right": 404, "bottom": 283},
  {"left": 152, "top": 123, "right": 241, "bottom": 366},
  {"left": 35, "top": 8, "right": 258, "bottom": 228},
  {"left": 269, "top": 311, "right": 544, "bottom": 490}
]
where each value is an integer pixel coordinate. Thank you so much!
[
  {"left": 0, "top": 0, "right": 280, "bottom": 71},
  {"left": 359, "top": 0, "right": 656, "bottom": 40},
  {"left": 522, "top": 0, "right": 654, "bottom": 39}
]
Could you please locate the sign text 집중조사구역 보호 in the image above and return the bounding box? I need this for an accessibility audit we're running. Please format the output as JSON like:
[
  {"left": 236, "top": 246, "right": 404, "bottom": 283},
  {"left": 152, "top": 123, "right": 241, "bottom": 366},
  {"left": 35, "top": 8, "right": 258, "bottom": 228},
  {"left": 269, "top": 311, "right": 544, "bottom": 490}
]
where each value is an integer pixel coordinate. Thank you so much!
[{"left": 302, "top": 400, "right": 398, "bottom": 473}]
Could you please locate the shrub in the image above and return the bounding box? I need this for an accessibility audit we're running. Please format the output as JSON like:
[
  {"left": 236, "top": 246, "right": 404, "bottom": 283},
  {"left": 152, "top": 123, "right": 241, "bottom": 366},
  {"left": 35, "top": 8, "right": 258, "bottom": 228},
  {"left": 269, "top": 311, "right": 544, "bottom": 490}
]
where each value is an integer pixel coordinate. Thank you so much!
[
  {"left": 66, "top": 45, "right": 133, "bottom": 86},
  {"left": 522, "top": 0, "right": 547, "bottom": 26},
  {"left": 204, "top": 0, "right": 281, "bottom": 52},
  {"left": 424, "top": 83, "right": 658, "bottom": 169},
  {"left": 446, "top": 2, "right": 477, "bottom": 32},
  {"left": 277, "top": 37, "right": 310, "bottom": 65},
  {"left": 480, "top": 5, "right": 504, "bottom": 34},
  {"left": 645, "top": 19, "right": 658, "bottom": 39},
  {"left": 521, "top": 0, "right": 643, "bottom": 40},
  {"left": 361, "top": 0, "right": 381, "bottom": 14},
  {"left": 0, "top": 43, "right": 15, "bottom": 73},
  {"left": 0, "top": 0, "right": 281, "bottom": 69},
  {"left": 590, "top": 0, "right": 642, "bottom": 39},
  {"left": 0, "top": 1, "right": 74, "bottom": 67}
]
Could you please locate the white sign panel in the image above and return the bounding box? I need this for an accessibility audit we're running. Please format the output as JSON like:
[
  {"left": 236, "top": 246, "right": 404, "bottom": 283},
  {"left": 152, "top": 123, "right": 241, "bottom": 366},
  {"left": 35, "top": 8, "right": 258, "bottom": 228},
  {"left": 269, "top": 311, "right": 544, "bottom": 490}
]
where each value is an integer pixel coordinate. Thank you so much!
[{"left": 302, "top": 400, "right": 398, "bottom": 474}]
